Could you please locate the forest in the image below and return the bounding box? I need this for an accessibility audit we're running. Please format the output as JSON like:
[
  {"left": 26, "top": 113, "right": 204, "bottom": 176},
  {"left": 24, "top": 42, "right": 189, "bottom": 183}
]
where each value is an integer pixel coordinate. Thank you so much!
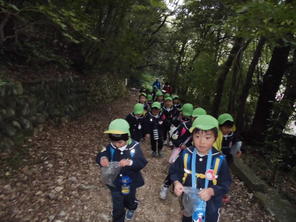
[{"left": 1, "top": 0, "right": 296, "bottom": 205}]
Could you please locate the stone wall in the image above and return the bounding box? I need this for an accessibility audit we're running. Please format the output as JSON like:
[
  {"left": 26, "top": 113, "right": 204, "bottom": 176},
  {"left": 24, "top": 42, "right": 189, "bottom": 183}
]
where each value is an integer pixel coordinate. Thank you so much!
[{"left": 0, "top": 75, "right": 127, "bottom": 150}]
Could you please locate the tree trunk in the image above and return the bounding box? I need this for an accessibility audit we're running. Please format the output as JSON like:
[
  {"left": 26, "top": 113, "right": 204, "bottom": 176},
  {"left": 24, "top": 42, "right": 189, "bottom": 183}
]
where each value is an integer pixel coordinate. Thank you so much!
[
  {"left": 211, "top": 37, "right": 244, "bottom": 117},
  {"left": 171, "top": 39, "right": 187, "bottom": 92},
  {"left": 236, "top": 37, "right": 266, "bottom": 130},
  {"left": 228, "top": 39, "right": 251, "bottom": 114},
  {"left": 250, "top": 45, "right": 290, "bottom": 141},
  {"left": 277, "top": 49, "right": 296, "bottom": 132}
]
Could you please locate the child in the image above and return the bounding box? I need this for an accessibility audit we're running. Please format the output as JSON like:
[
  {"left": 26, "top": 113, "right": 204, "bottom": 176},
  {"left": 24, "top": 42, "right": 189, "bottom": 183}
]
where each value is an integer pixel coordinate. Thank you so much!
[
  {"left": 159, "top": 105, "right": 194, "bottom": 200},
  {"left": 138, "top": 92, "right": 149, "bottom": 112},
  {"left": 192, "top": 107, "right": 207, "bottom": 120},
  {"left": 172, "top": 94, "right": 182, "bottom": 112},
  {"left": 161, "top": 96, "right": 179, "bottom": 145},
  {"left": 170, "top": 115, "right": 231, "bottom": 222},
  {"left": 214, "top": 113, "right": 242, "bottom": 165},
  {"left": 143, "top": 102, "right": 165, "bottom": 157},
  {"left": 96, "top": 119, "right": 148, "bottom": 222},
  {"left": 163, "top": 82, "right": 173, "bottom": 94},
  {"left": 172, "top": 103, "right": 193, "bottom": 127},
  {"left": 155, "top": 90, "right": 164, "bottom": 103},
  {"left": 147, "top": 94, "right": 153, "bottom": 109},
  {"left": 125, "top": 103, "right": 145, "bottom": 142}
]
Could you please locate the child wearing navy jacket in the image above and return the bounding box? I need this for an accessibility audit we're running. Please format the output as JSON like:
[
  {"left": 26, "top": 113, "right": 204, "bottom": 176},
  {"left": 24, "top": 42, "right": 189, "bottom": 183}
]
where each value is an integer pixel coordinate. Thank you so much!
[
  {"left": 96, "top": 119, "right": 148, "bottom": 222},
  {"left": 143, "top": 101, "right": 166, "bottom": 157},
  {"left": 170, "top": 115, "right": 231, "bottom": 222},
  {"left": 161, "top": 96, "right": 179, "bottom": 145},
  {"left": 125, "top": 103, "right": 145, "bottom": 142}
]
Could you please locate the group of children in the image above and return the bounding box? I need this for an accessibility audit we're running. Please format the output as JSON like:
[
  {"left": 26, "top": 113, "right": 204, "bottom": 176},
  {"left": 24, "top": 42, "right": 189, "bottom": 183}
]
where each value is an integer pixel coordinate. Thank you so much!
[{"left": 96, "top": 89, "right": 243, "bottom": 222}]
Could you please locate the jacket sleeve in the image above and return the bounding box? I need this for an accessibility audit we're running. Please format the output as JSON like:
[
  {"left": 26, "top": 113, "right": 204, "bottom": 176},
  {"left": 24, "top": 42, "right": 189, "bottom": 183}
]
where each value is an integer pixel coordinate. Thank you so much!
[
  {"left": 169, "top": 153, "right": 184, "bottom": 183},
  {"left": 233, "top": 131, "right": 242, "bottom": 143},
  {"left": 126, "top": 144, "right": 148, "bottom": 172},
  {"left": 125, "top": 114, "right": 132, "bottom": 125},
  {"left": 210, "top": 158, "right": 232, "bottom": 197},
  {"left": 96, "top": 146, "right": 110, "bottom": 166},
  {"left": 143, "top": 115, "right": 151, "bottom": 135},
  {"left": 172, "top": 126, "right": 184, "bottom": 147}
]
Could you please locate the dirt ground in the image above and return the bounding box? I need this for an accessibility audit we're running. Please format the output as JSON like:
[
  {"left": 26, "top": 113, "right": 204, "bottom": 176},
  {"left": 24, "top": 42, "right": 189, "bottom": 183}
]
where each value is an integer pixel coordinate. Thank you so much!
[{"left": 0, "top": 91, "right": 275, "bottom": 222}]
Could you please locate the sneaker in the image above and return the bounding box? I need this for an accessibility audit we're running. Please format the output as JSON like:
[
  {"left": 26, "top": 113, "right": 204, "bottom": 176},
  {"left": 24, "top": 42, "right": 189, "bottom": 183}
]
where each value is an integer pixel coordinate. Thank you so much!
[
  {"left": 222, "top": 195, "right": 231, "bottom": 204},
  {"left": 152, "top": 151, "right": 157, "bottom": 157},
  {"left": 125, "top": 209, "right": 135, "bottom": 220},
  {"left": 159, "top": 185, "right": 169, "bottom": 200}
]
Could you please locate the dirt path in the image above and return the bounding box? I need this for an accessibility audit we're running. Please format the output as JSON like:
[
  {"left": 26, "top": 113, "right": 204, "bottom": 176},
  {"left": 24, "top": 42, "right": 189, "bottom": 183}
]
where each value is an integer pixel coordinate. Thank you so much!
[{"left": 0, "top": 91, "right": 275, "bottom": 222}]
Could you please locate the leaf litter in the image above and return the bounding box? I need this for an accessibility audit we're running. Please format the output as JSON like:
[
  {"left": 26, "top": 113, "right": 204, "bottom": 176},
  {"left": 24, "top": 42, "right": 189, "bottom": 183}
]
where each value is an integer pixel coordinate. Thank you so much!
[{"left": 0, "top": 92, "right": 275, "bottom": 222}]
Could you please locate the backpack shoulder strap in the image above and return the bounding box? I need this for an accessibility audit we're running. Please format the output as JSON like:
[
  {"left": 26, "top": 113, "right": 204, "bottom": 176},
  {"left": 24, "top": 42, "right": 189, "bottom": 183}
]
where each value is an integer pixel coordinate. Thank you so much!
[
  {"left": 182, "top": 148, "right": 192, "bottom": 184},
  {"left": 108, "top": 144, "right": 116, "bottom": 161},
  {"left": 211, "top": 152, "right": 225, "bottom": 185}
]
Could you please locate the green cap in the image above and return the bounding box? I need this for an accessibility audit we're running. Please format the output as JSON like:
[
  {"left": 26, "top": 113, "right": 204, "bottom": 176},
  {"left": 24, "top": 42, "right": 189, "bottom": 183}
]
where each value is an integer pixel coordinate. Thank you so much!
[
  {"left": 147, "top": 86, "right": 153, "bottom": 93},
  {"left": 192, "top": 107, "right": 207, "bottom": 118},
  {"left": 218, "top": 113, "right": 234, "bottom": 125},
  {"left": 156, "top": 91, "right": 163, "bottom": 96},
  {"left": 147, "top": 94, "right": 153, "bottom": 101},
  {"left": 181, "top": 103, "right": 193, "bottom": 116},
  {"left": 164, "top": 96, "right": 172, "bottom": 101},
  {"left": 172, "top": 94, "right": 179, "bottom": 99},
  {"left": 140, "top": 92, "right": 147, "bottom": 97},
  {"left": 104, "top": 119, "right": 130, "bottom": 135},
  {"left": 151, "top": 101, "right": 162, "bottom": 109},
  {"left": 190, "top": 115, "right": 219, "bottom": 132},
  {"left": 133, "top": 103, "right": 144, "bottom": 115},
  {"left": 164, "top": 93, "right": 170, "bottom": 98}
]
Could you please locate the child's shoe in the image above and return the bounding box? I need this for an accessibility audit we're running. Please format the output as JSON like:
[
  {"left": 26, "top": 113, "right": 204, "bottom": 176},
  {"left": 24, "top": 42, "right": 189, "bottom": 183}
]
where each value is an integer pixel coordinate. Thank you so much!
[
  {"left": 159, "top": 185, "right": 169, "bottom": 200},
  {"left": 158, "top": 152, "right": 162, "bottom": 158},
  {"left": 125, "top": 209, "right": 135, "bottom": 220},
  {"left": 222, "top": 195, "right": 231, "bottom": 204},
  {"left": 152, "top": 151, "right": 157, "bottom": 157}
]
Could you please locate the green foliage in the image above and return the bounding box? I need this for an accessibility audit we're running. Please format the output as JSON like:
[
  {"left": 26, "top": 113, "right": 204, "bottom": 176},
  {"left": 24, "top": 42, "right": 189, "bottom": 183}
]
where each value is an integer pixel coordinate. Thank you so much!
[
  {"left": 0, "top": 0, "right": 169, "bottom": 75},
  {"left": 263, "top": 100, "right": 296, "bottom": 186},
  {"left": 89, "top": 75, "right": 128, "bottom": 104},
  {"left": 226, "top": 1, "right": 296, "bottom": 44}
]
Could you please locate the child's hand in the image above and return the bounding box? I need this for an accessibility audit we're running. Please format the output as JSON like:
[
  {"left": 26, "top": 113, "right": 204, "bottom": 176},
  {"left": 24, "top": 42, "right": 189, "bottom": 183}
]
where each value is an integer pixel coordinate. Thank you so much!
[
  {"left": 174, "top": 181, "right": 184, "bottom": 196},
  {"left": 100, "top": 157, "right": 109, "bottom": 167},
  {"left": 199, "top": 188, "right": 214, "bottom": 201},
  {"left": 119, "top": 159, "right": 131, "bottom": 167},
  {"left": 236, "top": 151, "right": 242, "bottom": 158},
  {"left": 180, "top": 144, "right": 186, "bottom": 150}
]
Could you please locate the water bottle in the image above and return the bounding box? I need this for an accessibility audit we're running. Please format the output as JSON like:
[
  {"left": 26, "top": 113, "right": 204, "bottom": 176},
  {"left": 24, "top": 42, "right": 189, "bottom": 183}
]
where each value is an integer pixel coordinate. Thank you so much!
[{"left": 121, "top": 176, "right": 132, "bottom": 195}]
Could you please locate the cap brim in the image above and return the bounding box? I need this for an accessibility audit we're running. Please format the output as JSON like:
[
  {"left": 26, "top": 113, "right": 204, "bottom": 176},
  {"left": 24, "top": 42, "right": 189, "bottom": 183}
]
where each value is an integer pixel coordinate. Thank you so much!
[
  {"left": 219, "top": 118, "right": 234, "bottom": 125},
  {"left": 190, "top": 125, "right": 217, "bottom": 133},
  {"left": 104, "top": 130, "right": 126, "bottom": 134}
]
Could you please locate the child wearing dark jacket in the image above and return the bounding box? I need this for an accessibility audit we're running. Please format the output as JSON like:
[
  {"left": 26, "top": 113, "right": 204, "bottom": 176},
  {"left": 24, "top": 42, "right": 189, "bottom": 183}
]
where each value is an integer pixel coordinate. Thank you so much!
[
  {"left": 161, "top": 96, "right": 179, "bottom": 145},
  {"left": 143, "top": 102, "right": 166, "bottom": 157},
  {"left": 96, "top": 119, "right": 148, "bottom": 222},
  {"left": 125, "top": 103, "right": 145, "bottom": 142},
  {"left": 138, "top": 92, "right": 149, "bottom": 112},
  {"left": 159, "top": 110, "right": 193, "bottom": 200},
  {"left": 170, "top": 115, "right": 231, "bottom": 222}
]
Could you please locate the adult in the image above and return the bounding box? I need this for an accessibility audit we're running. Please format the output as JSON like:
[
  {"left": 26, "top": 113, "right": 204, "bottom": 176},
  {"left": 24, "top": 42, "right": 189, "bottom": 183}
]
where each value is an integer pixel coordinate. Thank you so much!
[
  {"left": 152, "top": 78, "right": 161, "bottom": 90},
  {"left": 163, "top": 82, "right": 173, "bottom": 94}
]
